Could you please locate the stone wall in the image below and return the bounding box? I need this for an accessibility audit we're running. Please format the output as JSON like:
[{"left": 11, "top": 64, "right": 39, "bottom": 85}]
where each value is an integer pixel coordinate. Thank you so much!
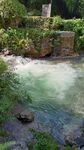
[
  {"left": 24, "top": 31, "right": 75, "bottom": 58},
  {"left": 24, "top": 38, "right": 52, "bottom": 57},
  {"left": 52, "top": 31, "right": 75, "bottom": 57}
]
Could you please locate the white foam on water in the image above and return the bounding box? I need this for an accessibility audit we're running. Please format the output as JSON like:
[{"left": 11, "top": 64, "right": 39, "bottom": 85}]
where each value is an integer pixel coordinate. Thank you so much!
[
  {"left": 2, "top": 55, "right": 84, "bottom": 140},
  {"left": 15, "top": 59, "right": 77, "bottom": 105},
  {"left": 2, "top": 56, "right": 84, "bottom": 115}
]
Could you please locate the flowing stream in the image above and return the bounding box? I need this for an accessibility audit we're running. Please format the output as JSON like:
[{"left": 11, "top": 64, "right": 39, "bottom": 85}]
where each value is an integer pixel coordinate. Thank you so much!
[{"left": 3, "top": 56, "right": 84, "bottom": 143}]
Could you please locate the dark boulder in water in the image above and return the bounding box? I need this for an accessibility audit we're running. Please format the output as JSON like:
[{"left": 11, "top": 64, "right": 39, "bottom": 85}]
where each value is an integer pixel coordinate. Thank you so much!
[{"left": 16, "top": 111, "right": 34, "bottom": 123}]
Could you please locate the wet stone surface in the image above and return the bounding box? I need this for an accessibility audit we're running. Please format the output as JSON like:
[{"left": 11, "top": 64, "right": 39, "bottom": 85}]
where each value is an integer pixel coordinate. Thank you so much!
[
  {"left": 3, "top": 118, "right": 84, "bottom": 150},
  {"left": 3, "top": 119, "right": 51, "bottom": 149},
  {"left": 16, "top": 111, "right": 34, "bottom": 123},
  {"left": 75, "top": 136, "right": 84, "bottom": 148}
]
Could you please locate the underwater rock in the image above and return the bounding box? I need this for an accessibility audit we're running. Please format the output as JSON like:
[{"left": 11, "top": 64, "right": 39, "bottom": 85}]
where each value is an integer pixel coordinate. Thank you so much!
[
  {"left": 75, "top": 136, "right": 84, "bottom": 149},
  {"left": 16, "top": 111, "right": 34, "bottom": 123}
]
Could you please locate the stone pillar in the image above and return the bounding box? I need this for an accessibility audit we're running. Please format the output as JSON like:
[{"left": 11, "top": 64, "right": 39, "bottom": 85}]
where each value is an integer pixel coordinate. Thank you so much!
[
  {"left": 42, "top": 4, "right": 51, "bottom": 17},
  {"left": 53, "top": 31, "right": 75, "bottom": 56}
]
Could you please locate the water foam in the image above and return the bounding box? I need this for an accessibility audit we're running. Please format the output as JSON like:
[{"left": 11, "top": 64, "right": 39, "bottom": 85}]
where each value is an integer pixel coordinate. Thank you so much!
[{"left": 14, "top": 59, "right": 79, "bottom": 111}]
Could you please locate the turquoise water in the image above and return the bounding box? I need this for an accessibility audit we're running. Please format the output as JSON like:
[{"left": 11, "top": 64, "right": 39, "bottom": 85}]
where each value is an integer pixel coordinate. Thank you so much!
[
  {"left": 15, "top": 59, "right": 84, "bottom": 114},
  {"left": 4, "top": 56, "right": 84, "bottom": 142}
]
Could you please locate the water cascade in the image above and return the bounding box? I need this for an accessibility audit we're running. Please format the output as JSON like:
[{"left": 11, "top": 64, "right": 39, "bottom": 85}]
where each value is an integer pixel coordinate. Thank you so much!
[{"left": 3, "top": 55, "right": 84, "bottom": 142}]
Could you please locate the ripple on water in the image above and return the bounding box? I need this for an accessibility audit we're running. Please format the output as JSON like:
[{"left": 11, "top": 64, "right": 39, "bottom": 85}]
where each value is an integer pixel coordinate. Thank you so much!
[{"left": 3, "top": 56, "right": 84, "bottom": 138}]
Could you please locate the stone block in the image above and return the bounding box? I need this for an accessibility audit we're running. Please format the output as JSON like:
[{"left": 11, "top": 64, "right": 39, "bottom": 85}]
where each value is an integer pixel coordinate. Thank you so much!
[{"left": 53, "top": 31, "right": 75, "bottom": 56}]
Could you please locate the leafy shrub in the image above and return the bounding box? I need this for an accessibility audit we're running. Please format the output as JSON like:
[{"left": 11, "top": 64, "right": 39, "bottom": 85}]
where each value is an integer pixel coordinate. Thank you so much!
[
  {"left": 20, "top": 17, "right": 84, "bottom": 52},
  {"left": 0, "top": 58, "right": 31, "bottom": 122},
  {"left": 28, "top": 130, "right": 58, "bottom": 150},
  {"left": 21, "top": 16, "right": 51, "bottom": 29},
  {"left": 63, "top": 19, "right": 84, "bottom": 51},
  {"left": 63, "top": 146, "right": 72, "bottom": 150},
  {"left": 21, "top": 16, "right": 63, "bottom": 30},
  {"left": 0, "top": 17, "right": 84, "bottom": 54},
  {"left": 51, "top": 16, "right": 63, "bottom": 29},
  {"left": 0, "top": 29, "right": 9, "bottom": 50},
  {"left": 0, "top": 0, "right": 27, "bottom": 18},
  {"left": 6, "top": 28, "right": 33, "bottom": 54},
  {"left": 79, "top": 0, "right": 84, "bottom": 17},
  {"left": 0, "top": 0, "right": 27, "bottom": 28},
  {"left": 0, "top": 58, "right": 18, "bottom": 121},
  {"left": 0, "top": 141, "right": 16, "bottom": 150},
  {"left": 0, "top": 59, "right": 15, "bottom": 121},
  {"left": 79, "top": 35, "right": 84, "bottom": 51},
  {"left": 0, "top": 58, "right": 7, "bottom": 74},
  {"left": 0, "top": 27, "right": 60, "bottom": 54},
  {"left": 28, "top": 130, "right": 76, "bottom": 150}
]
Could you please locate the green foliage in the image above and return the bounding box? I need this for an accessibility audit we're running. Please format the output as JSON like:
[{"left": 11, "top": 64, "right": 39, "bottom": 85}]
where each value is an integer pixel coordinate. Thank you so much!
[
  {"left": 64, "top": 0, "right": 84, "bottom": 18},
  {"left": 0, "top": 58, "right": 7, "bottom": 74},
  {"left": 22, "top": 16, "right": 50, "bottom": 28},
  {"left": 0, "top": 141, "right": 16, "bottom": 150},
  {"left": 51, "top": 16, "right": 63, "bottom": 29},
  {"left": 0, "top": 0, "right": 27, "bottom": 18},
  {"left": 0, "top": 27, "right": 59, "bottom": 53},
  {"left": 79, "top": 0, "right": 84, "bottom": 18},
  {"left": 6, "top": 0, "right": 83, "bottom": 18},
  {"left": 28, "top": 130, "right": 76, "bottom": 150},
  {"left": 0, "top": 58, "right": 31, "bottom": 122},
  {"left": 0, "top": 0, "right": 27, "bottom": 28},
  {"left": 63, "top": 145, "right": 77, "bottom": 150},
  {"left": 0, "top": 29, "right": 9, "bottom": 50},
  {"left": 28, "top": 130, "right": 58, "bottom": 150},
  {"left": 6, "top": 27, "right": 33, "bottom": 54},
  {"left": 63, "top": 146, "right": 72, "bottom": 150},
  {"left": 20, "top": 0, "right": 84, "bottom": 18},
  {"left": 0, "top": 17, "right": 84, "bottom": 53},
  {"left": 63, "top": 19, "right": 84, "bottom": 51},
  {"left": 24, "top": 0, "right": 50, "bottom": 12},
  {"left": 22, "top": 16, "right": 63, "bottom": 29},
  {"left": 23, "top": 17, "right": 84, "bottom": 52},
  {"left": 0, "top": 76, "right": 16, "bottom": 121},
  {"left": 79, "top": 35, "right": 84, "bottom": 50},
  {"left": 0, "top": 58, "right": 18, "bottom": 121},
  {"left": 64, "top": 0, "right": 76, "bottom": 13},
  {"left": 8, "top": 17, "right": 84, "bottom": 52}
]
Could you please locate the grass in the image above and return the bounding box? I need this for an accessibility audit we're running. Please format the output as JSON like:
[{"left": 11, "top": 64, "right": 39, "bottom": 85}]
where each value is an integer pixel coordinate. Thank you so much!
[
  {"left": 27, "top": 129, "right": 78, "bottom": 150},
  {"left": 0, "top": 141, "right": 16, "bottom": 150},
  {"left": 63, "top": 146, "right": 72, "bottom": 150},
  {"left": 28, "top": 130, "right": 59, "bottom": 150}
]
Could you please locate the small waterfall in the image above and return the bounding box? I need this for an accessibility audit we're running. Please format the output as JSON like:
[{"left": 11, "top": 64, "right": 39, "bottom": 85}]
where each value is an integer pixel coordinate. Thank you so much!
[{"left": 2, "top": 55, "right": 84, "bottom": 138}]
